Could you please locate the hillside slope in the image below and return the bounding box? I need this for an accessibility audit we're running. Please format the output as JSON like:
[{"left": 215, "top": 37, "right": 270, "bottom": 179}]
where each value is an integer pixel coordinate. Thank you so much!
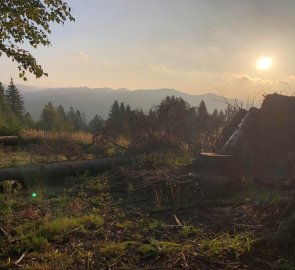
[{"left": 22, "top": 87, "right": 244, "bottom": 120}]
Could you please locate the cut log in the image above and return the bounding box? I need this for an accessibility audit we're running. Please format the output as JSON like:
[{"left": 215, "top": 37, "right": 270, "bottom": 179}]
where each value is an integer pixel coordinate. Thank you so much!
[
  {"left": 0, "top": 136, "right": 18, "bottom": 145},
  {"left": 220, "top": 107, "right": 258, "bottom": 155},
  {"left": 0, "top": 157, "right": 125, "bottom": 184}
]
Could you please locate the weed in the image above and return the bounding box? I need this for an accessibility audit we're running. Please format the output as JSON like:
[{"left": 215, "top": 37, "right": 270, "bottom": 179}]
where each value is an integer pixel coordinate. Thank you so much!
[
  {"left": 181, "top": 225, "right": 201, "bottom": 238},
  {"left": 150, "top": 239, "right": 182, "bottom": 256},
  {"left": 39, "top": 216, "right": 82, "bottom": 238},
  {"left": 100, "top": 242, "right": 127, "bottom": 258},
  {"left": 116, "top": 220, "right": 134, "bottom": 231},
  {"left": 153, "top": 188, "right": 163, "bottom": 208},
  {"left": 154, "top": 151, "right": 192, "bottom": 168},
  {"left": 20, "top": 235, "right": 49, "bottom": 251},
  {"left": 137, "top": 243, "right": 157, "bottom": 257},
  {"left": 200, "top": 232, "right": 252, "bottom": 258},
  {"left": 0, "top": 180, "right": 21, "bottom": 225},
  {"left": 80, "top": 213, "right": 104, "bottom": 229},
  {"left": 74, "top": 248, "right": 94, "bottom": 270},
  {"left": 0, "top": 180, "right": 21, "bottom": 198},
  {"left": 24, "top": 250, "right": 73, "bottom": 270},
  {"left": 21, "top": 129, "right": 92, "bottom": 145},
  {"left": 139, "top": 219, "right": 165, "bottom": 234}
]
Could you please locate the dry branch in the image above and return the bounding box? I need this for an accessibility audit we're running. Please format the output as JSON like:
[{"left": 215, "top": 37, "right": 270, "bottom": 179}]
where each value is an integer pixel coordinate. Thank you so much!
[
  {"left": 173, "top": 214, "right": 183, "bottom": 227},
  {"left": 14, "top": 250, "right": 28, "bottom": 265}
]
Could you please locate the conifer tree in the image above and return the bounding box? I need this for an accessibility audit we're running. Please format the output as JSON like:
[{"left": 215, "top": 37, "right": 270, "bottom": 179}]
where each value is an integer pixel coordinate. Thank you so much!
[
  {"left": 197, "top": 100, "right": 209, "bottom": 131},
  {"left": 119, "top": 102, "right": 126, "bottom": 119},
  {"left": 0, "top": 82, "right": 6, "bottom": 107},
  {"left": 57, "top": 105, "right": 66, "bottom": 121},
  {"left": 0, "top": 82, "right": 5, "bottom": 99},
  {"left": 0, "top": 81, "right": 22, "bottom": 135},
  {"left": 39, "top": 102, "right": 61, "bottom": 130},
  {"left": 125, "top": 105, "right": 131, "bottom": 115},
  {"left": 108, "top": 100, "right": 120, "bottom": 122},
  {"left": 23, "top": 112, "right": 35, "bottom": 128},
  {"left": 5, "top": 78, "right": 24, "bottom": 117},
  {"left": 89, "top": 114, "right": 105, "bottom": 134}
]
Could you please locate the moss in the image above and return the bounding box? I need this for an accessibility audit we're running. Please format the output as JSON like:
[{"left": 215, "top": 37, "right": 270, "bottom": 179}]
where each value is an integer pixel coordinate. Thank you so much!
[
  {"left": 181, "top": 225, "right": 201, "bottom": 238},
  {"left": 100, "top": 242, "right": 127, "bottom": 258},
  {"left": 116, "top": 220, "right": 134, "bottom": 231},
  {"left": 24, "top": 250, "right": 73, "bottom": 270},
  {"left": 39, "top": 213, "right": 103, "bottom": 238},
  {"left": 39, "top": 217, "right": 82, "bottom": 238},
  {"left": 137, "top": 244, "right": 157, "bottom": 258},
  {"left": 200, "top": 232, "right": 252, "bottom": 258},
  {"left": 100, "top": 241, "right": 138, "bottom": 259},
  {"left": 79, "top": 213, "right": 104, "bottom": 229},
  {"left": 20, "top": 235, "right": 49, "bottom": 251}
]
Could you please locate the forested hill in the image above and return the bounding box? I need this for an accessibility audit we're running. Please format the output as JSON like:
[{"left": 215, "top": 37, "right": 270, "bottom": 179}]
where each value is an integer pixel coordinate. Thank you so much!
[{"left": 22, "top": 87, "right": 244, "bottom": 120}]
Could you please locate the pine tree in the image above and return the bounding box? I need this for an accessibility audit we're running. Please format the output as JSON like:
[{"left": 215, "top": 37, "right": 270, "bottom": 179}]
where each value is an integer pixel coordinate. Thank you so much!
[
  {"left": 38, "top": 102, "right": 62, "bottom": 130},
  {"left": 0, "top": 82, "right": 6, "bottom": 106},
  {"left": 0, "top": 81, "right": 24, "bottom": 134},
  {"left": 197, "top": 100, "right": 209, "bottom": 131},
  {"left": 125, "top": 105, "right": 131, "bottom": 115},
  {"left": 119, "top": 102, "right": 125, "bottom": 119},
  {"left": 74, "top": 110, "right": 87, "bottom": 131},
  {"left": 5, "top": 78, "right": 25, "bottom": 117},
  {"left": 108, "top": 100, "right": 120, "bottom": 121},
  {"left": 89, "top": 114, "right": 105, "bottom": 134},
  {"left": 0, "top": 82, "right": 5, "bottom": 99},
  {"left": 23, "top": 112, "right": 35, "bottom": 128},
  {"left": 57, "top": 105, "right": 66, "bottom": 120}
]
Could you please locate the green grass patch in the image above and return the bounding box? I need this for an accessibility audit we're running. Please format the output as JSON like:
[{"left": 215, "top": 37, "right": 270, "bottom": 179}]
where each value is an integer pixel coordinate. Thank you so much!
[{"left": 200, "top": 232, "right": 252, "bottom": 258}]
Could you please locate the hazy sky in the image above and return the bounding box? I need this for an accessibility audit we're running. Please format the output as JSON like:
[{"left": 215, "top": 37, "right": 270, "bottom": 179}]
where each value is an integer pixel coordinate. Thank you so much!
[{"left": 1, "top": 0, "right": 295, "bottom": 98}]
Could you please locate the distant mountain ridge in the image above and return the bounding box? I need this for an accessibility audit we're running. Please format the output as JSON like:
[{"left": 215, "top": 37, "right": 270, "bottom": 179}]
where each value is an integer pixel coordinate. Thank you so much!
[{"left": 21, "top": 87, "right": 243, "bottom": 121}]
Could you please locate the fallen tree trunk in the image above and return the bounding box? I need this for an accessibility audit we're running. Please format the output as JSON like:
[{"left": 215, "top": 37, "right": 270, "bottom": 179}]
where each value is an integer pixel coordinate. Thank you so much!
[
  {"left": 0, "top": 157, "right": 125, "bottom": 183},
  {"left": 0, "top": 136, "right": 18, "bottom": 145}
]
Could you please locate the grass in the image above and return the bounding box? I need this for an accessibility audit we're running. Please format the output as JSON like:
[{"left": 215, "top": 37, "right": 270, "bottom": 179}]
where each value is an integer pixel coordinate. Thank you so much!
[
  {"left": 0, "top": 150, "right": 34, "bottom": 168},
  {"left": 39, "top": 214, "right": 104, "bottom": 238},
  {"left": 21, "top": 129, "right": 93, "bottom": 145},
  {"left": 234, "top": 181, "right": 286, "bottom": 204},
  {"left": 181, "top": 225, "right": 201, "bottom": 238},
  {"left": 100, "top": 242, "right": 128, "bottom": 258},
  {"left": 0, "top": 130, "right": 96, "bottom": 168},
  {"left": 200, "top": 232, "right": 253, "bottom": 258},
  {"left": 0, "top": 170, "right": 292, "bottom": 269},
  {"left": 39, "top": 216, "right": 83, "bottom": 238}
]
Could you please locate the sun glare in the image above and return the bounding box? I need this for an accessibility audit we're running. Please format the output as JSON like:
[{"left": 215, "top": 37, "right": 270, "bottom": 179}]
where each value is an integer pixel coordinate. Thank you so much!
[{"left": 256, "top": 56, "right": 273, "bottom": 70}]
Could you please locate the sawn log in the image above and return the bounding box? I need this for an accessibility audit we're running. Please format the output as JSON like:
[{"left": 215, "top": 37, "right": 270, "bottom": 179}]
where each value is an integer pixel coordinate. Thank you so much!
[{"left": 0, "top": 157, "right": 125, "bottom": 182}]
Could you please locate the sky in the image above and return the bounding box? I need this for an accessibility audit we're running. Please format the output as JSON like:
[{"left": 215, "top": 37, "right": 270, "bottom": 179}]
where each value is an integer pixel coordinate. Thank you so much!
[{"left": 1, "top": 0, "right": 295, "bottom": 98}]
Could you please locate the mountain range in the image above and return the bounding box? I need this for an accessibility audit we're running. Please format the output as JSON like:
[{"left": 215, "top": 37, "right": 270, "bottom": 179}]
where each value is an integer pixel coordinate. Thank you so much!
[{"left": 20, "top": 87, "right": 246, "bottom": 121}]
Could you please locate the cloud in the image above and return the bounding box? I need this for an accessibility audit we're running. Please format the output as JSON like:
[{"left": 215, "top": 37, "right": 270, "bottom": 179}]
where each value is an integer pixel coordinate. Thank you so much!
[
  {"left": 277, "top": 75, "right": 295, "bottom": 85},
  {"left": 148, "top": 64, "right": 174, "bottom": 74},
  {"left": 222, "top": 73, "right": 272, "bottom": 84},
  {"left": 70, "top": 51, "right": 88, "bottom": 60},
  {"left": 156, "top": 42, "right": 223, "bottom": 70},
  {"left": 96, "top": 58, "right": 122, "bottom": 69}
]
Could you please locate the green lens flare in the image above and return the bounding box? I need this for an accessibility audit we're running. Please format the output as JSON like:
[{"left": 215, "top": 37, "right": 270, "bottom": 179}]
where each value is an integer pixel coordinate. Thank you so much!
[{"left": 32, "top": 192, "right": 37, "bottom": 198}]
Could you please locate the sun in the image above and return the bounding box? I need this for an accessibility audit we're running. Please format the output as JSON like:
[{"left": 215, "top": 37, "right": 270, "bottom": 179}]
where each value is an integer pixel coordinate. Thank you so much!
[{"left": 256, "top": 56, "right": 273, "bottom": 70}]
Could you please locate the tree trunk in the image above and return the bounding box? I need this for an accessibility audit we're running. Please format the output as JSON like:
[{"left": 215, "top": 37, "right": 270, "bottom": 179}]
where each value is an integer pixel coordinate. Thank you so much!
[
  {"left": 0, "top": 157, "right": 125, "bottom": 183},
  {"left": 0, "top": 136, "right": 18, "bottom": 145}
]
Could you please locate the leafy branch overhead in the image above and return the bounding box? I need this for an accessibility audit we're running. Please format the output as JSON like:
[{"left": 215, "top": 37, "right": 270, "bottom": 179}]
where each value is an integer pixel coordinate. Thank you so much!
[{"left": 0, "top": 0, "right": 74, "bottom": 80}]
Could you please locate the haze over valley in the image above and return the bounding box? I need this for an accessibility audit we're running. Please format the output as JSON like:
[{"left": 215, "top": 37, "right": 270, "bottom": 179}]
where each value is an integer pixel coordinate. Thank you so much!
[{"left": 21, "top": 86, "right": 244, "bottom": 120}]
